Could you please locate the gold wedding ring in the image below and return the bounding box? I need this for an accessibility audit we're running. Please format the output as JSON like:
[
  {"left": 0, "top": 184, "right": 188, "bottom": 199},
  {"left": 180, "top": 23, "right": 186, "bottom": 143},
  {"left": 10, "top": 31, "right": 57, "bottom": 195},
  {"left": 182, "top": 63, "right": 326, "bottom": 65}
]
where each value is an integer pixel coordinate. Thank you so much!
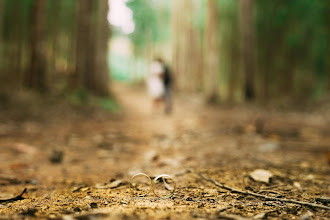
[
  {"left": 129, "top": 173, "right": 152, "bottom": 197},
  {"left": 129, "top": 173, "right": 176, "bottom": 198},
  {"left": 152, "top": 174, "right": 176, "bottom": 198}
]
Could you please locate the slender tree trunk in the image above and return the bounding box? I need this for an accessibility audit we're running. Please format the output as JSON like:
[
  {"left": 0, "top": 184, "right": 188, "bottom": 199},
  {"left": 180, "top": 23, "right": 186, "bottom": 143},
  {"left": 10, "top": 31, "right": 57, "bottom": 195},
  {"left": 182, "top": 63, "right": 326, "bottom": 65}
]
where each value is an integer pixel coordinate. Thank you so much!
[
  {"left": 75, "top": 0, "right": 110, "bottom": 97},
  {"left": 0, "top": 0, "right": 5, "bottom": 87},
  {"left": 25, "top": 0, "right": 47, "bottom": 92},
  {"left": 171, "top": 0, "right": 202, "bottom": 92},
  {"left": 328, "top": 51, "right": 330, "bottom": 92},
  {"left": 0, "top": 0, "right": 4, "bottom": 70},
  {"left": 76, "top": 0, "right": 92, "bottom": 90},
  {"left": 171, "top": 0, "right": 179, "bottom": 90},
  {"left": 10, "top": 3, "right": 24, "bottom": 88},
  {"left": 227, "top": 3, "right": 240, "bottom": 103},
  {"left": 189, "top": 1, "right": 203, "bottom": 92},
  {"left": 94, "top": 0, "right": 111, "bottom": 96},
  {"left": 326, "top": 3, "right": 330, "bottom": 92},
  {"left": 204, "top": 0, "right": 220, "bottom": 103},
  {"left": 50, "top": 0, "right": 60, "bottom": 76},
  {"left": 240, "top": 0, "right": 255, "bottom": 101},
  {"left": 228, "top": 38, "right": 239, "bottom": 102},
  {"left": 171, "top": 0, "right": 184, "bottom": 91}
]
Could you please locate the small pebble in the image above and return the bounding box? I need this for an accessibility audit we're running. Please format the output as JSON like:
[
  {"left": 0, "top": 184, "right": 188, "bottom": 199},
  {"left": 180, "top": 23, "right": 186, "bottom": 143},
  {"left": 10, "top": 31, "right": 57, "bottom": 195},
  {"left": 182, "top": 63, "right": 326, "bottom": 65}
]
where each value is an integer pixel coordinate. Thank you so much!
[
  {"left": 49, "top": 150, "right": 64, "bottom": 163},
  {"left": 73, "top": 207, "right": 81, "bottom": 212},
  {"left": 90, "top": 203, "right": 98, "bottom": 209}
]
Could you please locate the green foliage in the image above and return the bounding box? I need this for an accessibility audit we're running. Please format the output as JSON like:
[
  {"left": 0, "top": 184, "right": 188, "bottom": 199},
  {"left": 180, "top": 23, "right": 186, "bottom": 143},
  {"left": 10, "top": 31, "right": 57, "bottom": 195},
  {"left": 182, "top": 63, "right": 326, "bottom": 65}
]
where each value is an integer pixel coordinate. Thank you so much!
[
  {"left": 68, "top": 89, "right": 89, "bottom": 106},
  {"left": 109, "top": 52, "right": 132, "bottom": 81},
  {"left": 98, "top": 98, "right": 120, "bottom": 112},
  {"left": 195, "top": 0, "right": 206, "bottom": 34},
  {"left": 2, "top": 0, "right": 32, "bottom": 40},
  {"left": 68, "top": 89, "right": 120, "bottom": 113},
  {"left": 1, "top": 0, "right": 112, "bottom": 98},
  {"left": 1, "top": 0, "right": 329, "bottom": 104},
  {"left": 256, "top": 0, "right": 329, "bottom": 98},
  {"left": 126, "top": 0, "right": 158, "bottom": 54},
  {"left": 109, "top": 50, "right": 147, "bottom": 82},
  {"left": 126, "top": 0, "right": 171, "bottom": 55}
]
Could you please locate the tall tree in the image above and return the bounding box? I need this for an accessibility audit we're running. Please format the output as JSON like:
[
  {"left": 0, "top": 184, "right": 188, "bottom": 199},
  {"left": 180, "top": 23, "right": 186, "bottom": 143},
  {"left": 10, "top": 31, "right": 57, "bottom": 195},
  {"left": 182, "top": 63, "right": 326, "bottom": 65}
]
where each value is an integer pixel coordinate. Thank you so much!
[
  {"left": 75, "top": 0, "right": 110, "bottom": 97},
  {"left": 9, "top": 1, "right": 24, "bottom": 87},
  {"left": 0, "top": 0, "right": 4, "bottom": 69},
  {"left": 326, "top": 2, "right": 330, "bottom": 92},
  {"left": 25, "top": 0, "right": 47, "bottom": 92},
  {"left": 204, "top": 0, "right": 220, "bottom": 103},
  {"left": 75, "top": 0, "right": 90, "bottom": 91},
  {"left": 171, "top": 0, "right": 203, "bottom": 92},
  {"left": 94, "top": 0, "right": 111, "bottom": 96},
  {"left": 240, "top": 0, "right": 255, "bottom": 100},
  {"left": 227, "top": 17, "right": 240, "bottom": 102},
  {"left": 49, "top": 0, "right": 61, "bottom": 77}
]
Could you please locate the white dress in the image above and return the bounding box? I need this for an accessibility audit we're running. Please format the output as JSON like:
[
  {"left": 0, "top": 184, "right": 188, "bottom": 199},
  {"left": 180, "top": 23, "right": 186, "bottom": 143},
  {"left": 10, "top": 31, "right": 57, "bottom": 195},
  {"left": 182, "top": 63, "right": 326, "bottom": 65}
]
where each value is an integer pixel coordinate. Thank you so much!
[{"left": 147, "top": 61, "right": 165, "bottom": 99}]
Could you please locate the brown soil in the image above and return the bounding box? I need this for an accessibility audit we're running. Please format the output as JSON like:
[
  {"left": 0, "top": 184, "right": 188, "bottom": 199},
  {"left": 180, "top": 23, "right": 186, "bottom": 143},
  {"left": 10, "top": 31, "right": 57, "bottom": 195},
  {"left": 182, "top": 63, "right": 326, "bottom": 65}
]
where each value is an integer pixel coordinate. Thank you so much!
[{"left": 0, "top": 83, "right": 329, "bottom": 219}]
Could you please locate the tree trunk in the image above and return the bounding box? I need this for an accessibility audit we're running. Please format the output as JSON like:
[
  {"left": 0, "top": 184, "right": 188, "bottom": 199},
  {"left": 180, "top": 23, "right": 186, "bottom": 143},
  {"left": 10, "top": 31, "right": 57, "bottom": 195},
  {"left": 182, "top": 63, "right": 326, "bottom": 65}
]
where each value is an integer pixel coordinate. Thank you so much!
[
  {"left": 10, "top": 2, "right": 24, "bottom": 88},
  {"left": 75, "top": 0, "right": 91, "bottom": 90},
  {"left": 25, "top": 0, "right": 47, "bottom": 92},
  {"left": 50, "top": 0, "right": 60, "bottom": 77},
  {"left": 0, "top": 0, "right": 4, "bottom": 69},
  {"left": 171, "top": 0, "right": 202, "bottom": 92},
  {"left": 326, "top": 2, "right": 330, "bottom": 92},
  {"left": 171, "top": 0, "right": 179, "bottom": 89},
  {"left": 240, "top": 0, "right": 255, "bottom": 101},
  {"left": 94, "top": 0, "right": 111, "bottom": 96},
  {"left": 204, "top": 0, "right": 220, "bottom": 103},
  {"left": 171, "top": 0, "right": 185, "bottom": 91},
  {"left": 227, "top": 37, "right": 240, "bottom": 103},
  {"left": 189, "top": 1, "right": 203, "bottom": 91},
  {"left": 328, "top": 50, "right": 330, "bottom": 92},
  {"left": 75, "top": 0, "right": 110, "bottom": 97},
  {"left": 0, "top": 0, "right": 5, "bottom": 88}
]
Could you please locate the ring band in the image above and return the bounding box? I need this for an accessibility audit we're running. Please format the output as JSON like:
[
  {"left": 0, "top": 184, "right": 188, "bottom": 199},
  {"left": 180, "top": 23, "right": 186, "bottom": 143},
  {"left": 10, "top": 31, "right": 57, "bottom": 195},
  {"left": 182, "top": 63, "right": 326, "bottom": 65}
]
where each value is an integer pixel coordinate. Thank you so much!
[
  {"left": 152, "top": 174, "right": 176, "bottom": 198},
  {"left": 129, "top": 173, "right": 176, "bottom": 198},
  {"left": 129, "top": 173, "right": 152, "bottom": 197}
]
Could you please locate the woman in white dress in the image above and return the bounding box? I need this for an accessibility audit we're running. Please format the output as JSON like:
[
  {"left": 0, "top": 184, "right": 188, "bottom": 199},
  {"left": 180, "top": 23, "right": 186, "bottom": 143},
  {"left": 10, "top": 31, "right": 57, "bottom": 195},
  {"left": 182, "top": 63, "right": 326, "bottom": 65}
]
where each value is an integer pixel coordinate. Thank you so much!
[{"left": 147, "top": 59, "right": 165, "bottom": 110}]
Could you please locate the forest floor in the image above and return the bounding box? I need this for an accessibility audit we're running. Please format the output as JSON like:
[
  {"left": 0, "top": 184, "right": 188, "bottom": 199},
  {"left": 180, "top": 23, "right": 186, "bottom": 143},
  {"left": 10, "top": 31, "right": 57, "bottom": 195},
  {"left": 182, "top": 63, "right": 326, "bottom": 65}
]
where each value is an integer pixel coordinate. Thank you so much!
[{"left": 0, "top": 82, "right": 329, "bottom": 219}]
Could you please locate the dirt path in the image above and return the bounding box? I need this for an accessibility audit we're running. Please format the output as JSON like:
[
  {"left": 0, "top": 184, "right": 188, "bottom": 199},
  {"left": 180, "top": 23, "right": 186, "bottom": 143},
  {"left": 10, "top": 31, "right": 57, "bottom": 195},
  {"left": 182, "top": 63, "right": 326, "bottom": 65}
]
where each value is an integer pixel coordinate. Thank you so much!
[{"left": 0, "top": 83, "right": 329, "bottom": 219}]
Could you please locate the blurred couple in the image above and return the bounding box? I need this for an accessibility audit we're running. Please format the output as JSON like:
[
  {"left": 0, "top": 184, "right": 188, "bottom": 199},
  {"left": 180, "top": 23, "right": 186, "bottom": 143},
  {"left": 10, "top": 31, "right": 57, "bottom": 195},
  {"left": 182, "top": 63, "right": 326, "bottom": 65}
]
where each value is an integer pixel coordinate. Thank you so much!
[{"left": 147, "top": 58, "right": 173, "bottom": 114}]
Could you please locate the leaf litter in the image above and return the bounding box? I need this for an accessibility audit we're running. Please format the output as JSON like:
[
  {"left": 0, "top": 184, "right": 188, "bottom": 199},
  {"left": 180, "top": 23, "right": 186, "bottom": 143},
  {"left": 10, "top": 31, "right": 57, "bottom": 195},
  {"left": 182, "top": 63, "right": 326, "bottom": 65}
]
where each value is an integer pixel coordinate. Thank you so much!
[{"left": 0, "top": 84, "right": 329, "bottom": 219}]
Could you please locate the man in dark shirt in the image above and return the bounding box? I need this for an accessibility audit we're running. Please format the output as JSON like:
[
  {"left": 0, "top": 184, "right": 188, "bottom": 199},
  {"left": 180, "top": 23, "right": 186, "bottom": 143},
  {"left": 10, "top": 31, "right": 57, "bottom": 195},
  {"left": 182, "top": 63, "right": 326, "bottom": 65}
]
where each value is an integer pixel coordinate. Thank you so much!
[
  {"left": 163, "top": 64, "right": 172, "bottom": 114},
  {"left": 157, "top": 58, "right": 173, "bottom": 114}
]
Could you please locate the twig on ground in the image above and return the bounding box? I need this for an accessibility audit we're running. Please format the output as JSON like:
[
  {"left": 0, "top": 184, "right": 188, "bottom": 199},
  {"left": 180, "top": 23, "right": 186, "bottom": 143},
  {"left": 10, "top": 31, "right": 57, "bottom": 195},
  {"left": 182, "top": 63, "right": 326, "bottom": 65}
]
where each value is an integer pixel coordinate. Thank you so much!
[
  {"left": 0, "top": 188, "right": 27, "bottom": 203},
  {"left": 195, "top": 172, "right": 330, "bottom": 210},
  {"left": 72, "top": 186, "right": 84, "bottom": 193},
  {"left": 258, "top": 190, "right": 280, "bottom": 195}
]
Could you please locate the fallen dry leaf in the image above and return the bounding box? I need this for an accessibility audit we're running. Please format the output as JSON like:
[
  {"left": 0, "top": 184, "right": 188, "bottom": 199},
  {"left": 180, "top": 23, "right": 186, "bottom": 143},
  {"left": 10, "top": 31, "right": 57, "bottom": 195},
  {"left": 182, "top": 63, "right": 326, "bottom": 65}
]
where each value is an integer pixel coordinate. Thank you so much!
[
  {"left": 94, "top": 180, "right": 124, "bottom": 189},
  {"left": 249, "top": 169, "right": 273, "bottom": 183},
  {"left": 108, "top": 180, "right": 123, "bottom": 188}
]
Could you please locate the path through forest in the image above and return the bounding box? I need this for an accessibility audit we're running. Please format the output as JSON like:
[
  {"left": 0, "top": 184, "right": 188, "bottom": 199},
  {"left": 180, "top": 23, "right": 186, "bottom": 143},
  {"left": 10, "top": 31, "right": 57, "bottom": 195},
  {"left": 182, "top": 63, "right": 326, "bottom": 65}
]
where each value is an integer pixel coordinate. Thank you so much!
[{"left": 0, "top": 83, "right": 329, "bottom": 219}]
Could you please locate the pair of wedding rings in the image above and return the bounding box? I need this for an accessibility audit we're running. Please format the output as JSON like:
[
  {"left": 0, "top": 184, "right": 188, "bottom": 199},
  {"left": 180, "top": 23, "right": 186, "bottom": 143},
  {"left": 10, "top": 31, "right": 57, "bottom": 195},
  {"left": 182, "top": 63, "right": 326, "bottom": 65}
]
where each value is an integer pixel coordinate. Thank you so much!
[{"left": 129, "top": 173, "right": 176, "bottom": 198}]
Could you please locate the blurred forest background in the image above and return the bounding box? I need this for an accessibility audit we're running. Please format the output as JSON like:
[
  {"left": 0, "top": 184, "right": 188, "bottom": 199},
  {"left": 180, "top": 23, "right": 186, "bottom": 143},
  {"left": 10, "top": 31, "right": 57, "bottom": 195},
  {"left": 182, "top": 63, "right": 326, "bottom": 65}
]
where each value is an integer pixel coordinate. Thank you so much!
[
  {"left": 0, "top": 0, "right": 329, "bottom": 108},
  {"left": 1, "top": 1, "right": 330, "bottom": 219}
]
